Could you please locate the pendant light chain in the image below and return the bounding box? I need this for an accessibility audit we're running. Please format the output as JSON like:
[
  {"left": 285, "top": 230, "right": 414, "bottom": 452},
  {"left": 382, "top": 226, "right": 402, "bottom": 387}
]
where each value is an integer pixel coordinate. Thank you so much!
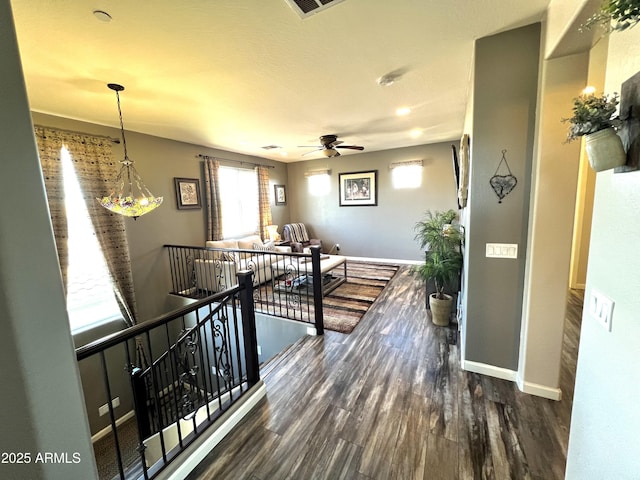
[{"left": 114, "top": 89, "right": 130, "bottom": 163}]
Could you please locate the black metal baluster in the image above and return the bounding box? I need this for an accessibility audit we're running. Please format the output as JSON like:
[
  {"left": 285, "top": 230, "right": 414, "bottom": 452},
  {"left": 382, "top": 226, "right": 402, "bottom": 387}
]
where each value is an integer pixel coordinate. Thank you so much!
[
  {"left": 238, "top": 270, "right": 260, "bottom": 386},
  {"left": 99, "top": 350, "right": 125, "bottom": 479},
  {"left": 311, "top": 247, "right": 324, "bottom": 335}
]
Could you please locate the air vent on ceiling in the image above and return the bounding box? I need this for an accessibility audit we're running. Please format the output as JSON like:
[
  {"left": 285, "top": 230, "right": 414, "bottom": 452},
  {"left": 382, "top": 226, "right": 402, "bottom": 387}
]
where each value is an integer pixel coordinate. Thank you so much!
[{"left": 284, "top": 0, "right": 346, "bottom": 18}]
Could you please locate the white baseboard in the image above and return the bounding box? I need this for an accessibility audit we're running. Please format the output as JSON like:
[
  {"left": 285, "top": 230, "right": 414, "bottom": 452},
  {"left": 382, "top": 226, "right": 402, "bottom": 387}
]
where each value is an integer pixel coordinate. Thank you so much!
[
  {"left": 91, "top": 410, "right": 136, "bottom": 443},
  {"left": 461, "top": 359, "right": 517, "bottom": 381},
  {"left": 517, "top": 377, "right": 562, "bottom": 401},
  {"left": 344, "top": 255, "right": 421, "bottom": 266},
  {"left": 160, "top": 381, "right": 267, "bottom": 480},
  {"left": 462, "top": 360, "right": 562, "bottom": 401}
]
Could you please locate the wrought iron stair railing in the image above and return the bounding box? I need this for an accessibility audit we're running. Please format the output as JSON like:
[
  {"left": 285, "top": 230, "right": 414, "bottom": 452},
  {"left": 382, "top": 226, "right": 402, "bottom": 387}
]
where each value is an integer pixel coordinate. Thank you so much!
[
  {"left": 165, "top": 244, "right": 326, "bottom": 334},
  {"left": 76, "top": 271, "right": 259, "bottom": 480}
]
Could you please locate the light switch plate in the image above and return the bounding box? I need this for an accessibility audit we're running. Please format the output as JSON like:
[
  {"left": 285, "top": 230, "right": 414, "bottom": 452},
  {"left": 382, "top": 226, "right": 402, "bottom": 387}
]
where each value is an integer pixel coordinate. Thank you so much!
[
  {"left": 486, "top": 243, "right": 518, "bottom": 259},
  {"left": 589, "top": 288, "right": 614, "bottom": 332}
]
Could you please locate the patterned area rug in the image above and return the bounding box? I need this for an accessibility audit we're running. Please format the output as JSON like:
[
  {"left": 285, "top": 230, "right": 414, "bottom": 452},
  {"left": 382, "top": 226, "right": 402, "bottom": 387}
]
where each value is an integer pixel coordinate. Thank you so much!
[{"left": 322, "top": 261, "right": 399, "bottom": 333}]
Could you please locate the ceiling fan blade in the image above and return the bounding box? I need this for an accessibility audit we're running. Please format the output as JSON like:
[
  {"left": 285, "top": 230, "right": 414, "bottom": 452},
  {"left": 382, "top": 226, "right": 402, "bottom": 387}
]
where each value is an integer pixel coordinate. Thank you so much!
[
  {"left": 336, "top": 145, "right": 365, "bottom": 150},
  {"left": 298, "top": 145, "right": 322, "bottom": 148},
  {"left": 302, "top": 148, "right": 323, "bottom": 157}
]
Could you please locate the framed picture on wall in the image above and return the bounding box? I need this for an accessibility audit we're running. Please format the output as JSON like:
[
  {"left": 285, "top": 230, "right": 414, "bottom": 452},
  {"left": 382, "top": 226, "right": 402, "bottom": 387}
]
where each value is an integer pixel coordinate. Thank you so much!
[
  {"left": 174, "top": 177, "right": 201, "bottom": 209},
  {"left": 339, "top": 170, "right": 378, "bottom": 206},
  {"left": 274, "top": 184, "right": 287, "bottom": 205}
]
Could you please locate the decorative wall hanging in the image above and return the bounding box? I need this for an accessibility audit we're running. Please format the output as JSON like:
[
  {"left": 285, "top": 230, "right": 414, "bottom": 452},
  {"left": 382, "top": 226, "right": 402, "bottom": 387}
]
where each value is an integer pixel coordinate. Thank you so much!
[
  {"left": 489, "top": 150, "right": 517, "bottom": 203},
  {"left": 339, "top": 170, "right": 377, "bottom": 206},
  {"left": 451, "top": 144, "right": 462, "bottom": 209},
  {"left": 174, "top": 177, "right": 201, "bottom": 209},
  {"left": 458, "top": 134, "right": 470, "bottom": 207},
  {"left": 274, "top": 184, "right": 287, "bottom": 205},
  {"left": 615, "top": 70, "right": 640, "bottom": 173}
]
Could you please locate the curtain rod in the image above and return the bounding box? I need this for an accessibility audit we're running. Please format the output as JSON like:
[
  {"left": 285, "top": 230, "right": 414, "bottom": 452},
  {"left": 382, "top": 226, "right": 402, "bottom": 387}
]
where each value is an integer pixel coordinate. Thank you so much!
[
  {"left": 197, "top": 154, "right": 275, "bottom": 169},
  {"left": 34, "top": 124, "right": 120, "bottom": 144}
]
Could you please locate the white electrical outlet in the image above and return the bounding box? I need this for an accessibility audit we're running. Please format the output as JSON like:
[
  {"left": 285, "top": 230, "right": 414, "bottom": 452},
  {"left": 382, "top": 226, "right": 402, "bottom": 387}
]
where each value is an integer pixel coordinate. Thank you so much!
[
  {"left": 589, "top": 289, "right": 614, "bottom": 332},
  {"left": 257, "top": 345, "right": 262, "bottom": 356},
  {"left": 98, "top": 397, "right": 120, "bottom": 416}
]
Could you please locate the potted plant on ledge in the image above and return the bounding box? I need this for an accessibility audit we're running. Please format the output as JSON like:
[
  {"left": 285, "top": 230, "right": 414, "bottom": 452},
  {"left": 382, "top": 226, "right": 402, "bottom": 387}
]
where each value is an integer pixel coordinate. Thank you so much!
[
  {"left": 414, "top": 210, "right": 463, "bottom": 326},
  {"left": 563, "top": 90, "right": 626, "bottom": 172}
]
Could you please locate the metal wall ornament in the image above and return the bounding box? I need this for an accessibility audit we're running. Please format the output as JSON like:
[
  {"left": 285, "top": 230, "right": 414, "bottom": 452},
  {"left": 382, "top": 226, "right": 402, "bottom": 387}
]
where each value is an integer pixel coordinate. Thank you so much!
[{"left": 489, "top": 150, "right": 518, "bottom": 203}]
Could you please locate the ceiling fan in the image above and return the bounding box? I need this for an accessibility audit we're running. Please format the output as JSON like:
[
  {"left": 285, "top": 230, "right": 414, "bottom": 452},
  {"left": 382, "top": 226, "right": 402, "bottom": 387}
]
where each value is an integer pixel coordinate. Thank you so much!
[{"left": 299, "top": 134, "right": 364, "bottom": 157}]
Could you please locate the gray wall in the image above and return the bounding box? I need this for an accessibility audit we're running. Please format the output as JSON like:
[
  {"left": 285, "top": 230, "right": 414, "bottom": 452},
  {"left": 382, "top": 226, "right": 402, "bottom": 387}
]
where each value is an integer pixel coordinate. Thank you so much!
[
  {"left": 0, "top": 1, "right": 97, "bottom": 477},
  {"left": 463, "top": 24, "right": 540, "bottom": 370},
  {"left": 286, "top": 142, "right": 459, "bottom": 260}
]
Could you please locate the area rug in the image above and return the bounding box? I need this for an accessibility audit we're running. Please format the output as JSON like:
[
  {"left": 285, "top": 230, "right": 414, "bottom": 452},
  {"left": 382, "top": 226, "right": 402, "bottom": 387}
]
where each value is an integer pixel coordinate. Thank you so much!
[{"left": 321, "top": 261, "right": 399, "bottom": 333}]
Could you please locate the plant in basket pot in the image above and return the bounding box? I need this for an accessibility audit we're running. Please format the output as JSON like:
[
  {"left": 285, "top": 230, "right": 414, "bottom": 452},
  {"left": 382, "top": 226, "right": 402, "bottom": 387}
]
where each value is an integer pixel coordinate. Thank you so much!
[
  {"left": 562, "top": 90, "right": 626, "bottom": 172},
  {"left": 414, "top": 210, "right": 463, "bottom": 326}
]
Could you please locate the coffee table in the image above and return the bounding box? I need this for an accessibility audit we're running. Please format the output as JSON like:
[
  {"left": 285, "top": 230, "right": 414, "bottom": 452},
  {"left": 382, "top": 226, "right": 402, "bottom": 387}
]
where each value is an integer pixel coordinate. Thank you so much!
[{"left": 271, "top": 255, "right": 347, "bottom": 295}]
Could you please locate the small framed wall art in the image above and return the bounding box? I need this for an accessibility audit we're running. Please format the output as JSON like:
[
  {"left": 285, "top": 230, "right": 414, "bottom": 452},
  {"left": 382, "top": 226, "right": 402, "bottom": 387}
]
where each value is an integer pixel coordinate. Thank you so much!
[
  {"left": 339, "top": 170, "right": 378, "bottom": 206},
  {"left": 174, "top": 177, "right": 201, "bottom": 209},
  {"left": 274, "top": 184, "right": 287, "bottom": 205}
]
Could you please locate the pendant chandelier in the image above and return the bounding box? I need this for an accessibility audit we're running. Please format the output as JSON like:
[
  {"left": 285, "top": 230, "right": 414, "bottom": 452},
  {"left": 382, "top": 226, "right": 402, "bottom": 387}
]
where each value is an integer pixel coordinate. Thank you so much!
[{"left": 97, "top": 83, "right": 163, "bottom": 219}]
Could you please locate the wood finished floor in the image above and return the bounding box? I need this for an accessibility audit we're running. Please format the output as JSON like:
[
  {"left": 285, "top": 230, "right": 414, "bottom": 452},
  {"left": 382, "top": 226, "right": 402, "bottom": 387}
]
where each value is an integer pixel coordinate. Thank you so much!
[{"left": 187, "top": 267, "right": 582, "bottom": 480}]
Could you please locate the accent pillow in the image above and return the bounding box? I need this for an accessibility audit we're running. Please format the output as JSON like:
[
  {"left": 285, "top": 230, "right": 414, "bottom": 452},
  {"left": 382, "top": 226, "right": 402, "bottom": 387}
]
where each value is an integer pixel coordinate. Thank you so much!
[
  {"left": 253, "top": 241, "right": 276, "bottom": 252},
  {"left": 221, "top": 252, "right": 239, "bottom": 262}
]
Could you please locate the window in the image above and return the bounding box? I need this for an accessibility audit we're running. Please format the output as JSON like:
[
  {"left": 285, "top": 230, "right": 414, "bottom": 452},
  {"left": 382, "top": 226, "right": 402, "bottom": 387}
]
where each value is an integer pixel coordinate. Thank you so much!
[
  {"left": 219, "top": 166, "right": 259, "bottom": 237},
  {"left": 61, "top": 147, "right": 121, "bottom": 333},
  {"left": 306, "top": 171, "right": 331, "bottom": 196},
  {"left": 391, "top": 162, "right": 423, "bottom": 189}
]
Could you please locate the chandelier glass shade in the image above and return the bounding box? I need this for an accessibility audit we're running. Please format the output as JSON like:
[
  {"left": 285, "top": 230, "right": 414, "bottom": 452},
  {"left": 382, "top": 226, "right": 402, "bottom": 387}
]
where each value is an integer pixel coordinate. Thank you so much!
[{"left": 97, "top": 83, "right": 163, "bottom": 219}]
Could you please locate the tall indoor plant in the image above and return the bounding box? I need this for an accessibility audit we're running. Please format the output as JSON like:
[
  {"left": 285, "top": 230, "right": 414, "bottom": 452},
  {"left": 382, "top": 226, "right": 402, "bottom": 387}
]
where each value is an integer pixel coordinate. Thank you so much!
[
  {"left": 414, "top": 210, "right": 463, "bottom": 326},
  {"left": 563, "top": 90, "right": 626, "bottom": 171}
]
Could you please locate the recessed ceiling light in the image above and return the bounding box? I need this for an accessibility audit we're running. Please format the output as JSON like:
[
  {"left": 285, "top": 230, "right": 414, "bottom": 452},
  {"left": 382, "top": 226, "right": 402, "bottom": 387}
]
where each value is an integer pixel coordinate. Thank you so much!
[
  {"left": 93, "top": 10, "right": 112, "bottom": 22},
  {"left": 280, "top": 151, "right": 288, "bottom": 157},
  {"left": 409, "top": 129, "right": 423, "bottom": 138},
  {"left": 396, "top": 107, "right": 411, "bottom": 116}
]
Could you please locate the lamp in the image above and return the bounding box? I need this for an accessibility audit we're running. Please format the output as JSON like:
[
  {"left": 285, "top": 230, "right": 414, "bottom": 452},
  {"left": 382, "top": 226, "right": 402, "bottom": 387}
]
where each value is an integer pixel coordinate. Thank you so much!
[
  {"left": 265, "top": 225, "right": 279, "bottom": 242},
  {"left": 97, "top": 83, "right": 163, "bottom": 219}
]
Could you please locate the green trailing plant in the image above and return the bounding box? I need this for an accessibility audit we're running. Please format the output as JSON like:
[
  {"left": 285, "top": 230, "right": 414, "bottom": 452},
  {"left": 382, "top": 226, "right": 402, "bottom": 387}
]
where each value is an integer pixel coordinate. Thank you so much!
[
  {"left": 562, "top": 91, "right": 621, "bottom": 143},
  {"left": 414, "top": 209, "right": 463, "bottom": 300},
  {"left": 581, "top": 0, "right": 640, "bottom": 33}
]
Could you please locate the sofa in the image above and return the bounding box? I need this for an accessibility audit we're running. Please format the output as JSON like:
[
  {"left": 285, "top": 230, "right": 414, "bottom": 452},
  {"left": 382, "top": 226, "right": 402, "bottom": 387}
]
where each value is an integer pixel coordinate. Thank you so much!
[
  {"left": 282, "top": 223, "right": 322, "bottom": 253},
  {"left": 194, "top": 234, "right": 292, "bottom": 293}
]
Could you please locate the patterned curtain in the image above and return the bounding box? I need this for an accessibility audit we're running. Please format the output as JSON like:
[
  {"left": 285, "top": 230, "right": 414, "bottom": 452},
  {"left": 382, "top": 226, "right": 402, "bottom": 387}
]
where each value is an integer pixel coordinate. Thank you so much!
[
  {"left": 204, "top": 157, "right": 223, "bottom": 241},
  {"left": 35, "top": 127, "right": 138, "bottom": 327},
  {"left": 256, "top": 166, "right": 272, "bottom": 241},
  {"left": 34, "top": 127, "right": 69, "bottom": 289}
]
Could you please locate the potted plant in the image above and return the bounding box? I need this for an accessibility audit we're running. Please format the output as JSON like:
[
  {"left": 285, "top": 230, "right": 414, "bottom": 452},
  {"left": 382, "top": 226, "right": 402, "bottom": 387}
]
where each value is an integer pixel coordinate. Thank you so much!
[
  {"left": 581, "top": 0, "right": 640, "bottom": 33},
  {"left": 562, "top": 90, "right": 626, "bottom": 171},
  {"left": 414, "top": 210, "right": 463, "bottom": 326}
]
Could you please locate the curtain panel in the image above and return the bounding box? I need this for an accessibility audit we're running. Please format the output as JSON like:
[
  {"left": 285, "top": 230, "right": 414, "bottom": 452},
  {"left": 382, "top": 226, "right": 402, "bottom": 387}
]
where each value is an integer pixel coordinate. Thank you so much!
[
  {"left": 34, "top": 127, "right": 69, "bottom": 290},
  {"left": 256, "top": 166, "right": 272, "bottom": 241},
  {"left": 204, "top": 158, "right": 223, "bottom": 241},
  {"left": 35, "top": 126, "right": 139, "bottom": 327}
]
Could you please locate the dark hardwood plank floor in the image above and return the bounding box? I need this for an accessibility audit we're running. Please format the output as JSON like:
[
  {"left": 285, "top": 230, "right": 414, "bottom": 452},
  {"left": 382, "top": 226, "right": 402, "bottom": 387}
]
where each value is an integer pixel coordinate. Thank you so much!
[{"left": 186, "top": 267, "right": 582, "bottom": 480}]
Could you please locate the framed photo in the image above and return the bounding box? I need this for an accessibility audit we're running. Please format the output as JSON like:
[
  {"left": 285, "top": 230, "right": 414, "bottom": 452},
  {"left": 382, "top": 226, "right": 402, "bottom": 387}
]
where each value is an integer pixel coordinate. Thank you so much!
[
  {"left": 174, "top": 177, "right": 201, "bottom": 209},
  {"left": 274, "top": 184, "right": 287, "bottom": 205},
  {"left": 339, "top": 170, "right": 378, "bottom": 207}
]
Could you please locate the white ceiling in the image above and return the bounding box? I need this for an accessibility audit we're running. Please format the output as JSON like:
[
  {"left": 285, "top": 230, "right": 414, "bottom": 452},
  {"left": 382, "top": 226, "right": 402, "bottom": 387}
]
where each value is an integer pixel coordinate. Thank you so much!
[{"left": 11, "top": 0, "right": 550, "bottom": 162}]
